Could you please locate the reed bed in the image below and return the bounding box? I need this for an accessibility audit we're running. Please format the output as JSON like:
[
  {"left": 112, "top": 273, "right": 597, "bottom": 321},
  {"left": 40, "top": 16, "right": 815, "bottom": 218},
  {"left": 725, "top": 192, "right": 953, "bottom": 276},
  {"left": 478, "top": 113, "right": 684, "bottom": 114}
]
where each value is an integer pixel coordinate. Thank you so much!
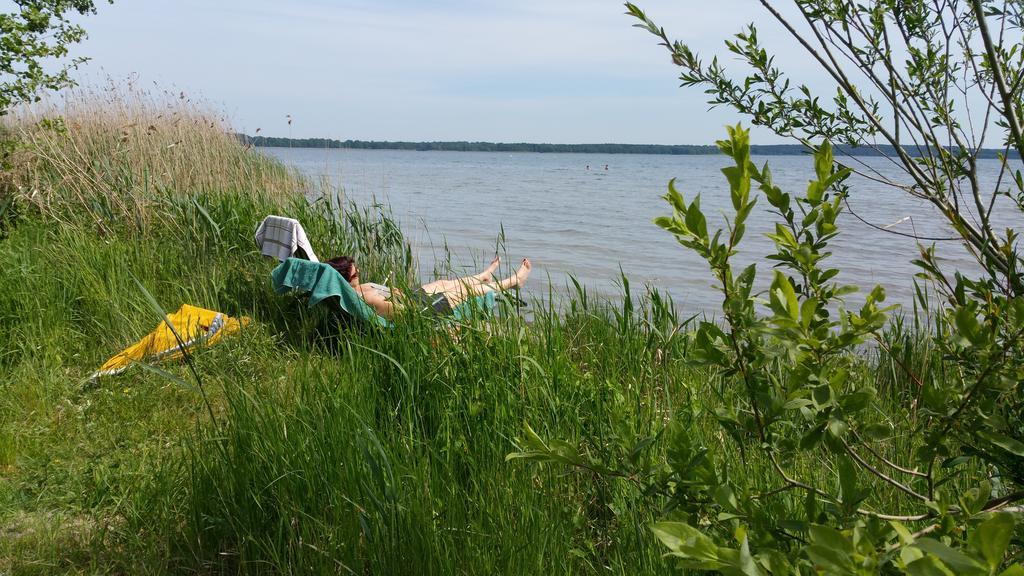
[
  {"left": 0, "top": 91, "right": 932, "bottom": 574},
  {"left": 1, "top": 83, "right": 303, "bottom": 232}
]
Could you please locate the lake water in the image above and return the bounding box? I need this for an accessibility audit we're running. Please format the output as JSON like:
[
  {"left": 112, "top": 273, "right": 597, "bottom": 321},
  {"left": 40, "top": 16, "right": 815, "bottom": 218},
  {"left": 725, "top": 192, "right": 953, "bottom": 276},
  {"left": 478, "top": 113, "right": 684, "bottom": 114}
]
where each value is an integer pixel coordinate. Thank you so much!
[{"left": 263, "top": 146, "right": 1021, "bottom": 316}]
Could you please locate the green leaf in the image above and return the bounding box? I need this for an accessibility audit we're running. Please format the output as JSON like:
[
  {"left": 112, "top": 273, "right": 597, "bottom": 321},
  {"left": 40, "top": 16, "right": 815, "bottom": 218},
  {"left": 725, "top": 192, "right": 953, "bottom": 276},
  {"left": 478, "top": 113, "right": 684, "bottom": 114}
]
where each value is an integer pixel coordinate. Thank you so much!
[
  {"left": 714, "top": 485, "right": 739, "bottom": 511},
  {"left": 685, "top": 196, "right": 708, "bottom": 240},
  {"left": 819, "top": 268, "right": 839, "bottom": 283},
  {"left": 977, "top": 430, "right": 1024, "bottom": 457},
  {"left": 737, "top": 263, "right": 757, "bottom": 296},
  {"left": 546, "top": 439, "right": 582, "bottom": 465},
  {"left": 805, "top": 545, "right": 854, "bottom": 574},
  {"left": 654, "top": 216, "right": 678, "bottom": 232},
  {"left": 801, "top": 207, "right": 819, "bottom": 228},
  {"left": 809, "top": 524, "right": 852, "bottom": 553},
  {"left": 839, "top": 389, "right": 873, "bottom": 413},
  {"left": 954, "top": 307, "right": 982, "bottom": 345},
  {"left": 783, "top": 398, "right": 813, "bottom": 410},
  {"left": 806, "top": 181, "right": 825, "bottom": 205},
  {"left": 522, "top": 421, "right": 548, "bottom": 451},
  {"left": 756, "top": 549, "right": 793, "bottom": 574},
  {"left": 862, "top": 423, "right": 891, "bottom": 440},
  {"left": 836, "top": 454, "right": 858, "bottom": 505},
  {"left": 890, "top": 520, "right": 916, "bottom": 546},
  {"left": 737, "top": 534, "right": 762, "bottom": 576},
  {"left": 815, "top": 141, "right": 834, "bottom": 181},
  {"left": 835, "top": 285, "right": 859, "bottom": 297},
  {"left": 905, "top": 555, "right": 956, "bottom": 576},
  {"left": 800, "top": 422, "right": 826, "bottom": 449},
  {"left": 650, "top": 522, "right": 723, "bottom": 566},
  {"left": 971, "top": 513, "right": 1014, "bottom": 571},
  {"left": 800, "top": 297, "right": 818, "bottom": 329},
  {"left": 828, "top": 417, "right": 849, "bottom": 440},
  {"left": 733, "top": 221, "right": 746, "bottom": 244},
  {"left": 773, "top": 271, "right": 799, "bottom": 321},
  {"left": 665, "top": 179, "right": 687, "bottom": 212},
  {"left": 914, "top": 538, "right": 987, "bottom": 575},
  {"left": 651, "top": 522, "right": 689, "bottom": 552}
]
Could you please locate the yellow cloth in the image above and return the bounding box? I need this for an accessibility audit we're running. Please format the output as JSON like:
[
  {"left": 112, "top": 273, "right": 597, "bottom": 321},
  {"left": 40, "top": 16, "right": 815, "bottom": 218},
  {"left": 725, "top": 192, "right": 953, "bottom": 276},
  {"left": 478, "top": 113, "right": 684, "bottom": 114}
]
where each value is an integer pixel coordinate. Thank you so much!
[{"left": 92, "top": 304, "right": 248, "bottom": 378}]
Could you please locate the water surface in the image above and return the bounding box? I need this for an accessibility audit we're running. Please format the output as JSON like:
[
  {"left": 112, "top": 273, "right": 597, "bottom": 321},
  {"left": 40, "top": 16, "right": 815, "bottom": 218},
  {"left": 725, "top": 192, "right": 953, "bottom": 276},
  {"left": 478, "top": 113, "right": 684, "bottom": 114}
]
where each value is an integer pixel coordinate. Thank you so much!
[{"left": 263, "top": 146, "right": 1021, "bottom": 315}]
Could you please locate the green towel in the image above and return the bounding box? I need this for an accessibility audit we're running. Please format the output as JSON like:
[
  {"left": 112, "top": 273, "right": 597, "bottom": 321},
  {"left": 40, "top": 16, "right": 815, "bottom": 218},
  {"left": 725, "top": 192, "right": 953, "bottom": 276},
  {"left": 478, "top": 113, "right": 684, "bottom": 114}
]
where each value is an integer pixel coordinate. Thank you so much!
[
  {"left": 451, "top": 290, "right": 496, "bottom": 322},
  {"left": 271, "top": 258, "right": 497, "bottom": 326},
  {"left": 272, "top": 258, "right": 391, "bottom": 327}
]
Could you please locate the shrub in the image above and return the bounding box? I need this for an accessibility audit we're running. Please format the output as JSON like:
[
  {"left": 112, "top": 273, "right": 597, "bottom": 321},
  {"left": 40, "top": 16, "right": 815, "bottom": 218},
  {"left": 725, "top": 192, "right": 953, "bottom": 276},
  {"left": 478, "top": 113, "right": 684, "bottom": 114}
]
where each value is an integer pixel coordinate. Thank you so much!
[{"left": 511, "top": 125, "right": 1024, "bottom": 574}]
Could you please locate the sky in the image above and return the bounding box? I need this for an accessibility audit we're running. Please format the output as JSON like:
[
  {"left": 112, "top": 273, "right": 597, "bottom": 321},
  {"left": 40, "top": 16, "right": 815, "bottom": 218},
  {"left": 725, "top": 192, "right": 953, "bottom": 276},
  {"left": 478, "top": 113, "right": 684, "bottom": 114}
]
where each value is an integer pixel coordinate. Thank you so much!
[{"left": 56, "top": 0, "right": 820, "bottom": 145}]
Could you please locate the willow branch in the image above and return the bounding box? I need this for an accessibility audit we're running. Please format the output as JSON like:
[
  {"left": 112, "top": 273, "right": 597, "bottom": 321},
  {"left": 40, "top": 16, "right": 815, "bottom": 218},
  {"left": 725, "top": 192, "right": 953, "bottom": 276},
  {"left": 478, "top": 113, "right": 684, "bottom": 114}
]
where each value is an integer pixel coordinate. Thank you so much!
[
  {"left": 971, "top": 0, "right": 1024, "bottom": 163},
  {"left": 843, "top": 439, "right": 930, "bottom": 501}
]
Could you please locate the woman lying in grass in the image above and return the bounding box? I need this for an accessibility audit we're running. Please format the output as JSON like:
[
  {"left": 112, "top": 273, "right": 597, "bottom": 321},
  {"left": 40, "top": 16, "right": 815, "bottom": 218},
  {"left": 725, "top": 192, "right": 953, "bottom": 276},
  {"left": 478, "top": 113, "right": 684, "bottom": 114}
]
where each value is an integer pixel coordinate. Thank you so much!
[{"left": 325, "top": 256, "right": 532, "bottom": 320}]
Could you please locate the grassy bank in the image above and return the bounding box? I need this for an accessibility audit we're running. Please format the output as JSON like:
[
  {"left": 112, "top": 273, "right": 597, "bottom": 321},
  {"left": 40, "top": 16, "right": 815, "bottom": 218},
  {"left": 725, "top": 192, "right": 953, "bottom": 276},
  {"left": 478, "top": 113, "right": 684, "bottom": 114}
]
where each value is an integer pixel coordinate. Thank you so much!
[{"left": 0, "top": 93, "right": 929, "bottom": 574}]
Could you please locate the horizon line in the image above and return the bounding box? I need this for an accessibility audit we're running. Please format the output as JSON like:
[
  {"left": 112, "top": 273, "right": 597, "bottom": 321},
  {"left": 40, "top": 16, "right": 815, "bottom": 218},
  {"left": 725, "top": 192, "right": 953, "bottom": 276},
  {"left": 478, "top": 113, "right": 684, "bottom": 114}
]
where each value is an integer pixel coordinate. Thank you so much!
[{"left": 238, "top": 134, "right": 1008, "bottom": 158}]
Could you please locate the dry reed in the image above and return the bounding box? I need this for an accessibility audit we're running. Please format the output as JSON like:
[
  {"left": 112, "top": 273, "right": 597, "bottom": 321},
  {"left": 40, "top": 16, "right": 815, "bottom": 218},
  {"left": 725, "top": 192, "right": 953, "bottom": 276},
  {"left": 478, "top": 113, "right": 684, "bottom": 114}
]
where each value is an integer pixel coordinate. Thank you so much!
[{"left": 1, "top": 82, "right": 306, "bottom": 230}]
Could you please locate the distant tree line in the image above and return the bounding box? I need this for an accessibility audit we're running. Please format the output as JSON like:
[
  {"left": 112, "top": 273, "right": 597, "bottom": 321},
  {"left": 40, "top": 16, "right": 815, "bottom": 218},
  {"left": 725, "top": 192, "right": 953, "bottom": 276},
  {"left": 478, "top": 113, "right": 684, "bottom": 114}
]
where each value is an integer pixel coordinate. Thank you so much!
[{"left": 236, "top": 134, "right": 1005, "bottom": 158}]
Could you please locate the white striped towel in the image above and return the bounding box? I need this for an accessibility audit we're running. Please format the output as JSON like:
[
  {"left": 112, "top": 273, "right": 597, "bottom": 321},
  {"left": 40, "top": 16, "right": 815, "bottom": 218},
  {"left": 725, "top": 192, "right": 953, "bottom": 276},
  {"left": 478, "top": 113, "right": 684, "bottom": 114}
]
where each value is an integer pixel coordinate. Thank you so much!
[{"left": 254, "top": 215, "right": 319, "bottom": 262}]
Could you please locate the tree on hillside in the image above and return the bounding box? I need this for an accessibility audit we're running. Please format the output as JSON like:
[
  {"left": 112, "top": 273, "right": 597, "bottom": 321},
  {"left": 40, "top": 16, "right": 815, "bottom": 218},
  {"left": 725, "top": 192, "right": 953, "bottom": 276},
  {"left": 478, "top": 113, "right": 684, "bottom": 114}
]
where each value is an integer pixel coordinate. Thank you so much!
[{"left": 0, "top": 0, "right": 108, "bottom": 114}]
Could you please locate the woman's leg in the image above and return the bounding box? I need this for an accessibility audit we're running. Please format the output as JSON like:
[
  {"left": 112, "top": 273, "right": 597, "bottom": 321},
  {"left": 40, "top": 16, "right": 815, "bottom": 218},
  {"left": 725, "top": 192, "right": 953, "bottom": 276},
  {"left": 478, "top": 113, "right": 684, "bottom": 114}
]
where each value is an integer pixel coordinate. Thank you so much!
[
  {"left": 419, "top": 276, "right": 487, "bottom": 294},
  {"left": 472, "top": 256, "right": 501, "bottom": 282},
  {"left": 420, "top": 257, "right": 500, "bottom": 293},
  {"left": 434, "top": 259, "right": 532, "bottom": 308}
]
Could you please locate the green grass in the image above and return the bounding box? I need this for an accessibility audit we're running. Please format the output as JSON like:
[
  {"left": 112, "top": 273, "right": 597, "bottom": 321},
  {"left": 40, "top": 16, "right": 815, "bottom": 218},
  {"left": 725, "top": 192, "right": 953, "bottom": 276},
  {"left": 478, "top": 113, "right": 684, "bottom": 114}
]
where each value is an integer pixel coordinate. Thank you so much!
[
  {"left": 0, "top": 189, "right": 701, "bottom": 574},
  {"left": 0, "top": 93, "right": 944, "bottom": 574}
]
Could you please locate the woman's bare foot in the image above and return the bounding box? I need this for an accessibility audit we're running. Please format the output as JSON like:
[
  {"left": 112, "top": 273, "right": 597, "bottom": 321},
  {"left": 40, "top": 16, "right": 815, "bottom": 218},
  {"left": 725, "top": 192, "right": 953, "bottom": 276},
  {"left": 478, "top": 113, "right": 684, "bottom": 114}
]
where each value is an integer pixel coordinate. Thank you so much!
[
  {"left": 513, "top": 258, "right": 532, "bottom": 287},
  {"left": 485, "top": 255, "right": 500, "bottom": 278},
  {"left": 475, "top": 256, "right": 501, "bottom": 282},
  {"left": 493, "top": 258, "right": 533, "bottom": 291}
]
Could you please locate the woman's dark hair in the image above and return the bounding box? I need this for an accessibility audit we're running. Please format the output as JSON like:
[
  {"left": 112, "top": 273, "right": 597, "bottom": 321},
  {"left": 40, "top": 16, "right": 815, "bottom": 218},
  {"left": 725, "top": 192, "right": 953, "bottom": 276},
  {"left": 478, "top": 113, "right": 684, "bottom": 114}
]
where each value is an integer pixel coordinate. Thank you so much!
[{"left": 326, "top": 256, "right": 357, "bottom": 282}]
